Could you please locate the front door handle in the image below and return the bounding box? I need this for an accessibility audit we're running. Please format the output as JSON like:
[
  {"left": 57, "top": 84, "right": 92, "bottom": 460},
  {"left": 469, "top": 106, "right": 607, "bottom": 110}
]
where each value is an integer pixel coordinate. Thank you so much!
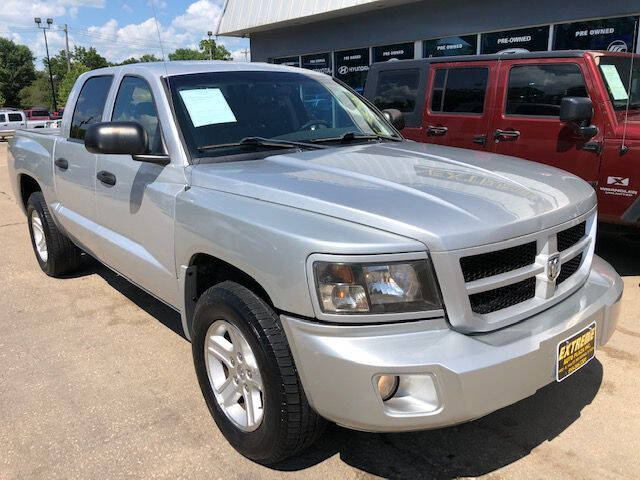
[
  {"left": 97, "top": 170, "right": 116, "bottom": 186},
  {"left": 473, "top": 134, "right": 487, "bottom": 146},
  {"left": 494, "top": 129, "right": 520, "bottom": 142},
  {"left": 54, "top": 158, "right": 69, "bottom": 170},
  {"left": 427, "top": 125, "right": 448, "bottom": 136}
]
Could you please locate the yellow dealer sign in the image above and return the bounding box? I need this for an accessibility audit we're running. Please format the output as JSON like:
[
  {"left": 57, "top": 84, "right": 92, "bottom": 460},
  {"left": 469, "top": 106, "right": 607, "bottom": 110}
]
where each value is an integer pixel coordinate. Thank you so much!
[{"left": 557, "top": 322, "right": 596, "bottom": 381}]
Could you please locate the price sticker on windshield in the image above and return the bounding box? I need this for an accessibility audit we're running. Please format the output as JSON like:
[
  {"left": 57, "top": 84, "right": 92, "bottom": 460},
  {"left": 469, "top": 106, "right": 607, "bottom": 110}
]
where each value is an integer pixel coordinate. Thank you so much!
[
  {"left": 179, "top": 88, "right": 237, "bottom": 127},
  {"left": 600, "top": 65, "right": 629, "bottom": 101}
]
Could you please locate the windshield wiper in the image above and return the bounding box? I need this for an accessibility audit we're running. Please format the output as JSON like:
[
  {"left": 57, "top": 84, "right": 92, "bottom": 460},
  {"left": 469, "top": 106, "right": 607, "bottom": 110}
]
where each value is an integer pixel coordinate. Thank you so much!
[
  {"left": 197, "top": 136, "right": 326, "bottom": 153},
  {"left": 310, "top": 131, "right": 403, "bottom": 144}
]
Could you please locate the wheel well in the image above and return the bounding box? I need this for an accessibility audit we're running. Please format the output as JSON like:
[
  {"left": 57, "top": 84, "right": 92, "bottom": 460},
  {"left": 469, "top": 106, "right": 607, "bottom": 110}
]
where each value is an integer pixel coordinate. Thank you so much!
[
  {"left": 185, "top": 254, "right": 274, "bottom": 332},
  {"left": 19, "top": 175, "right": 41, "bottom": 210}
]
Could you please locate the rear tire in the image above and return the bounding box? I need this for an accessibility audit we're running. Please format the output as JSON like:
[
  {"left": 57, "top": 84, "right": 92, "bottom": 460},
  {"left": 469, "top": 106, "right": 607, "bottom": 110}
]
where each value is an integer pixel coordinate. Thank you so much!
[
  {"left": 191, "top": 281, "right": 326, "bottom": 464},
  {"left": 26, "top": 191, "right": 82, "bottom": 277}
]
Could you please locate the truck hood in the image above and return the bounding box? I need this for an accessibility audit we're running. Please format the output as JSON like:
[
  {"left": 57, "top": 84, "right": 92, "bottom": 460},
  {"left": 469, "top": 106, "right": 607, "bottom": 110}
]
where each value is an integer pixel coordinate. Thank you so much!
[{"left": 190, "top": 142, "right": 596, "bottom": 251}]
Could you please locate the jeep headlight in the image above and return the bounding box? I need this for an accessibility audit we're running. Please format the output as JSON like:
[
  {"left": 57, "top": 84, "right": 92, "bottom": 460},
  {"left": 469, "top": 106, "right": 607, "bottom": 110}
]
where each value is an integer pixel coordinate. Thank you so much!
[{"left": 313, "top": 260, "right": 442, "bottom": 314}]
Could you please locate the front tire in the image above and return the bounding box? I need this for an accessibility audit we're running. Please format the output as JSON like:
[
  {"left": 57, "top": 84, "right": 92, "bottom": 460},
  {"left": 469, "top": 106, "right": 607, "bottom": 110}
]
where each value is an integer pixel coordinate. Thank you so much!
[
  {"left": 191, "top": 281, "right": 325, "bottom": 464},
  {"left": 26, "top": 191, "right": 82, "bottom": 277}
]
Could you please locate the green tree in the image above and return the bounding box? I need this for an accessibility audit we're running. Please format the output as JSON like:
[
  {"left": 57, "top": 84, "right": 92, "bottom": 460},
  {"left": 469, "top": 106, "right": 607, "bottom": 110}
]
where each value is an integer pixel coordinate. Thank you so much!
[
  {"left": 119, "top": 54, "right": 161, "bottom": 65},
  {"left": 139, "top": 53, "right": 161, "bottom": 62},
  {"left": 71, "top": 46, "right": 109, "bottom": 70},
  {"left": 18, "top": 72, "right": 55, "bottom": 110},
  {"left": 0, "top": 38, "right": 36, "bottom": 108},
  {"left": 57, "top": 63, "right": 90, "bottom": 106},
  {"left": 0, "top": 90, "right": 5, "bottom": 108},
  {"left": 199, "top": 39, "right": 232, "bottom": 60},
  {"left": 43, "top": 49, "right": 71, "bottom": 83},
  {"left": 168, "top": 47, "right": 207, "bottom": 61}
]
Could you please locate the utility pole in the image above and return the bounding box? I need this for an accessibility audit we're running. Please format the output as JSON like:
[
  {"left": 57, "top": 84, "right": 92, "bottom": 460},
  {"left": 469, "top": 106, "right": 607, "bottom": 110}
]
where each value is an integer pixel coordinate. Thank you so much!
[
  {"left": 34, "top": 17, "right": 58, "bottom": 112},
  {"left": 241, "top": 48, "right": 249, "bottom": 62},
  {"left": 207, "top": 31, "right": 213, "bottom": 60},
  {"left": 63, "top": 24, "right": 71, "bottom": 72}
]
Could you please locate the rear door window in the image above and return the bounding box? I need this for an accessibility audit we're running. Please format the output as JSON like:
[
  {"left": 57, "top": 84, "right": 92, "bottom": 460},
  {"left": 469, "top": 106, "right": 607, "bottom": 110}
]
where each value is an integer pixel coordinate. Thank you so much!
[
  {"left": 373, "top": 69, "right": 420, "bottom": 113},
  {"left": 8, "top": 113, "right": 23, "bottom": 122},
  {"left": 70, "top": 75, "right": 113, "bottom": 140},
  {"left": 506, "top": 64, "right": 588, "bottom": 116},
  {"left": 430, "top": 67, "right": 489, "bottom": 114}
]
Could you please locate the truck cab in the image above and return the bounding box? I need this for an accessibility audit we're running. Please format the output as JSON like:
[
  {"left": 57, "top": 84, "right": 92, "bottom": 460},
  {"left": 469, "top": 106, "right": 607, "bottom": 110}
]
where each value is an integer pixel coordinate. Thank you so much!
[{"left": 365, "top": 50, "right": 640, "bottom": 226}]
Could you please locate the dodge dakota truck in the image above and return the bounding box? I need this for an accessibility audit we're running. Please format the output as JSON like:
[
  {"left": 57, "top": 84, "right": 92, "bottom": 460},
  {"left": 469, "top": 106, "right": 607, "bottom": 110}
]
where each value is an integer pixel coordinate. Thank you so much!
[{"left": 8, "top": 61, "right": 623, "bottom": 464}]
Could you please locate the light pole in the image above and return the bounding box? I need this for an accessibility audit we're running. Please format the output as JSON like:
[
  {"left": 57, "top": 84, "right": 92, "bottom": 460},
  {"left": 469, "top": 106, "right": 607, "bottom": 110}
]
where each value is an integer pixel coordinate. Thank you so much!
[
  {"left": 207, "top": 31, "right": 213, "bottom": 60},
  {"left": 34, "top": 17, "right": 58, "bottom": 112}
]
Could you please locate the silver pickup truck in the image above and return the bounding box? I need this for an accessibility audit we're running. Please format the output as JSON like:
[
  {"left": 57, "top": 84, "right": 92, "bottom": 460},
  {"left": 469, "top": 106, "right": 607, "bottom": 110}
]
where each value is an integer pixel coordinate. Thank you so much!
[{"left": 7, "top": 61, "right": 623, "bottom": 464}]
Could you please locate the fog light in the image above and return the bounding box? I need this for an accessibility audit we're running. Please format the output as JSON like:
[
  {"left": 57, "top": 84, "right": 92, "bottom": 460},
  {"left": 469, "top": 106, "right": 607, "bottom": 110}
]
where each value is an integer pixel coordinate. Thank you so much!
[{"left": 377, "top": 375, "right": 399, "bottom": 401}]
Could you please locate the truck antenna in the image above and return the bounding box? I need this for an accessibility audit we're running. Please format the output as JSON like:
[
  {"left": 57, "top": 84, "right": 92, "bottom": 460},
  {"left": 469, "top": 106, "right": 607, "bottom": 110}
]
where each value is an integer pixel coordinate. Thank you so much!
[
  {"left": 620, "top": 19, "right": 638, "bottom": 156},
  {"left": 150, "top": 1, "right": 169, "bottom": 77}
]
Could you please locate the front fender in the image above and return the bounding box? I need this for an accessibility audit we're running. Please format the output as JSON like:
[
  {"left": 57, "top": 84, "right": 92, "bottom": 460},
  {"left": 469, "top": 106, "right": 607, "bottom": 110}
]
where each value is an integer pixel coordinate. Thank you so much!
[{"left": 174, "top": 187, "right": 424, "bottom": 319}]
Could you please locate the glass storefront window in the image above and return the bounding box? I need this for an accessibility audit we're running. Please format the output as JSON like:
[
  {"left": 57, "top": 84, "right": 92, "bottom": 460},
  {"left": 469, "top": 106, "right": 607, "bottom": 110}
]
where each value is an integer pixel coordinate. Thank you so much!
[
  {"left": 301, "top": 53, "right": 332, "bottom": 74},
  {"left": 553, "top": 16, "right": 639, "bottom": 52},
  {"left": 334, "top": 48, "right": 370, "bottom": 94},
  {"left": 272, "top": 56, "right": 300, "bottom": 67},
  {"left": 481, "top": 26, "right": 550, "bottom": 54},
  {"left": 372, "top": 42, "right": 415, "bottom": 62},
  {"left": 423, "top": 35, "right": 477, "bottom": 57}
]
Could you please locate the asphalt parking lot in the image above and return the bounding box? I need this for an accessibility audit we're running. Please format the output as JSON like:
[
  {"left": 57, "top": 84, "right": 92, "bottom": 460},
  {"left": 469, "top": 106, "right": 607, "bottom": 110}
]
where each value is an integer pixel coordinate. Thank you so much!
[{"left": 1, "top": 141, "right": 639, "bottom": 479}]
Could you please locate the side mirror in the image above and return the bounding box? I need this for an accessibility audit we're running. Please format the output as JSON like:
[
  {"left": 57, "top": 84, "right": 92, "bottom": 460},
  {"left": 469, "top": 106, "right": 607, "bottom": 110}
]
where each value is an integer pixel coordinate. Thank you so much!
[
  {"left": 382, "top": 108, "right": 405, "bottom": 131},
  {"left": 85, "top": 121, "right": 170, "bottom": 165},
  {"left": 559, "top": 97, "right": 597, "bottom": 138}
]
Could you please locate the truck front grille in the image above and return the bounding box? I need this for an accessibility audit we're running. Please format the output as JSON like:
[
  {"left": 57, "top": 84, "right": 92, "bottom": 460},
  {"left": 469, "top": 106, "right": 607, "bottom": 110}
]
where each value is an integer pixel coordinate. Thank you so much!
[
  {"left": 557, "top": 222, "right": 586, "bottom": 251},
  {"left": 460, "top": 242, "right": 536, "bottom": 282},
  {"left": 437, "top": 213, "right": 596, "bottom": 330},
  {"left": 557, "top": 253, "right": 583, "bottom": 285},
  {"left": 469, "top": 277, "right": 536, "bottom": 314}
]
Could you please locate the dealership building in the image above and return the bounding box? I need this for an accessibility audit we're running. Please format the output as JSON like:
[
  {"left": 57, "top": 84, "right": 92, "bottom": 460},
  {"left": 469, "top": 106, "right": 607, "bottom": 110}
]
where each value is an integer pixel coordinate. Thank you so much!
[{"left": 217, "top": 0, "right": 640, "bottom": 92}]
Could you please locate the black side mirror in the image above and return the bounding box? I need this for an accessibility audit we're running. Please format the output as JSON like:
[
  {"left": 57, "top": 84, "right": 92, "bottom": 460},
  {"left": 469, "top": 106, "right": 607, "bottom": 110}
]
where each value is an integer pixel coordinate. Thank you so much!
[
  {"left": 382, "top": 108, "right": 405, "bottom": 131},
  {"left": 85, "top": 121, "right": 170, "bottom": 165},
  {"left": 559, "top": 97, "right": 597, "bottom": 138}
]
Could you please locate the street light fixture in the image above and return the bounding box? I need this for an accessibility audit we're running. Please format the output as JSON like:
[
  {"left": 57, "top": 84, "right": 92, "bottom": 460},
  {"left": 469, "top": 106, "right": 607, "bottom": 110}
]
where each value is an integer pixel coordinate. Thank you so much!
[
  {"left": 34, "top": 17, "right": 58, "bottom": 112},
  {"left": 207, "top": 31, "right": 213, "bottom": 60}
]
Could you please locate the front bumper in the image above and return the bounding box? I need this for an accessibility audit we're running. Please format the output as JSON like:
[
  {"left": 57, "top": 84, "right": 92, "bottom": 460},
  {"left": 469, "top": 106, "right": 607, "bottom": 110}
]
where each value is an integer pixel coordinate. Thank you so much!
[{"left": 281, "top": 255, "right": 623, "bottom": 432}]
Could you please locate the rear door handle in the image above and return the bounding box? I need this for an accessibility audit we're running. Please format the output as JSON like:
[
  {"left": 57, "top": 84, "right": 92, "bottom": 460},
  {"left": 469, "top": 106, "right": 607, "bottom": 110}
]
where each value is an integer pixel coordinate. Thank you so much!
[
  {"left": 473, "top": 134, "right": 487, "bottom": 146},
  {"left": 54, "top": 158, "right": 69, "bottom": 170},
  {"left": 427, "top": 125, "right": 448, "bottom": 136},
  {"left": 97, "top": 170, "right": 116, "bottom": 186},
  {"left": 494, "top": 129, "right": 520, "bottom": 142}
]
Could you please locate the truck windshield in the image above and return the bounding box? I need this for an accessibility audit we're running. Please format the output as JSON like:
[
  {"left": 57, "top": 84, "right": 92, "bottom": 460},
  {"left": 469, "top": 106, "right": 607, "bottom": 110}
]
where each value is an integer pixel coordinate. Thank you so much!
[
  {"left": 598, "top": 56, "right": 640, "bottom": 112},
  {"left": 168, "top": 70, "right": 400, "bottom": 159}
]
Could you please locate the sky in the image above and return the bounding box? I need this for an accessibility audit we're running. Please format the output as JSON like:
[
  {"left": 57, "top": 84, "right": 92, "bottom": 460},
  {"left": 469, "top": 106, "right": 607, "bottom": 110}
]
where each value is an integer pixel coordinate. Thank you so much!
[{"left": 0, "top": 0, "right": 250, "bottom": 68}]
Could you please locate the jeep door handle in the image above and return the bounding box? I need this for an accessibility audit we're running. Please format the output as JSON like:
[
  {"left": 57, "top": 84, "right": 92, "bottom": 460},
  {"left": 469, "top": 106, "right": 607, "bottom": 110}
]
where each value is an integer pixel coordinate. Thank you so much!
[
  {"left": 427, "top": 125, "right": 448, "bottom": 136},
  {"left": 473, "top": 134, "right": 487, "bottom": 146},
  {"left": 54, "top": 158, "right": 69, "bottom": 170},
  {"left": 97, "top": 170, "right": 116, "bottom": 186},
  {"left": 494, "top": 129, "right": 520, "bottom": 141}
]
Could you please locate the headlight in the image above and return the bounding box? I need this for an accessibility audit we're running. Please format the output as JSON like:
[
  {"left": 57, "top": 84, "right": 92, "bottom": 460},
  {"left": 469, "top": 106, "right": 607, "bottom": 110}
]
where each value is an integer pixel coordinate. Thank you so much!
[{"left": 313, "top": 259, "right": 442, "bottom": 314}]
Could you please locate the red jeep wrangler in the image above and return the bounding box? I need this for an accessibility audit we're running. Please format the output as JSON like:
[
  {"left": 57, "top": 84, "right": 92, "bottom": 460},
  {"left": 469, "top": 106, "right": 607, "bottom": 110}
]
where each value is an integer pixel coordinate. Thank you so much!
[{"left": 365, "top": 51, "right": 640, "bottom": 226}]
